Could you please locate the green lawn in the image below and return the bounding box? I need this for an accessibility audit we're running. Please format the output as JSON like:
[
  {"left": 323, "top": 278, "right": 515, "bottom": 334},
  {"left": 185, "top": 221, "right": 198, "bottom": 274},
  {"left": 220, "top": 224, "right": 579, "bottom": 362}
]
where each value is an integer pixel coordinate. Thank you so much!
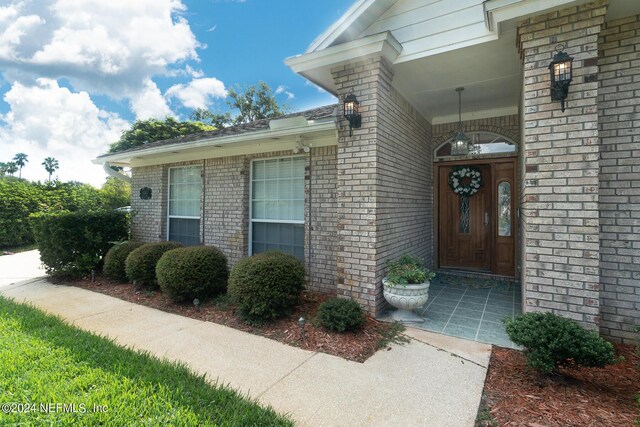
[{"left": 0, "top": 296, "right": 293, "bottom": 426}]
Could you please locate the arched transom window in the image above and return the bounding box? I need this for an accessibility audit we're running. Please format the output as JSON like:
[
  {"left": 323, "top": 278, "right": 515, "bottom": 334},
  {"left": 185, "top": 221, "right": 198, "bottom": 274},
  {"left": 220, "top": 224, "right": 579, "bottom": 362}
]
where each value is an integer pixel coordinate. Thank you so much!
[{"left": 435, "top": 132, "right": 517, "bottom": 159}]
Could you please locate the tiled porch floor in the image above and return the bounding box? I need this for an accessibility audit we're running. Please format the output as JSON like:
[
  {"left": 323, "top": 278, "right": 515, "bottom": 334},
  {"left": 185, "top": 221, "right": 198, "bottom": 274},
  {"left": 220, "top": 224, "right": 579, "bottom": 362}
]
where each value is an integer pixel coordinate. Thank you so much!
[{"left": 386, "top": 272, "right": 522, "bottom": 348}]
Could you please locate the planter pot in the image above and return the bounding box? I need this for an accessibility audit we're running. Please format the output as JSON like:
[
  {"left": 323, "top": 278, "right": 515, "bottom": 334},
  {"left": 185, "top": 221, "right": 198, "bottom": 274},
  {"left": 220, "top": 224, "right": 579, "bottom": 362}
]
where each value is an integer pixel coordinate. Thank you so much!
[{"left": 382, "top": 278, "right": 430, "bottom": 323}]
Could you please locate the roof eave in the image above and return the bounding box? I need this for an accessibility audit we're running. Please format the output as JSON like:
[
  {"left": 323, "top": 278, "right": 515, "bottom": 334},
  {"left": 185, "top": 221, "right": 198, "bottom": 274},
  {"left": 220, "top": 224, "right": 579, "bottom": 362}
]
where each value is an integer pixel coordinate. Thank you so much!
[{"left": 93, "top": 119, "right": 338, "bottom": 167}]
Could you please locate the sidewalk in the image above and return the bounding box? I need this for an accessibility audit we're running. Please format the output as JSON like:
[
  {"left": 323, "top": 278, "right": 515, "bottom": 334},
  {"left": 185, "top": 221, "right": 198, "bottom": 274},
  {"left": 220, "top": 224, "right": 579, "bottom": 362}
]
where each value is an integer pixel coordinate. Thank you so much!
[
  {"left": 1, "top": 276, "right": 490, "bottom": 426},
  {"left": 0, "top": 249, "right": 45, "bottom": 286}
]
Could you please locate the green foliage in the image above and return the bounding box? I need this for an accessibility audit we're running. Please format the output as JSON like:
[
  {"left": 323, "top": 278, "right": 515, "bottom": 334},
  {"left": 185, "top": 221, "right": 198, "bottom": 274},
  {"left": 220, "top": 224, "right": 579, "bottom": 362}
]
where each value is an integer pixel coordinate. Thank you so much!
[
  {"left": 227, "top": 81, "right": 284, "bottom": 125},
  {"left": 99, "top": 176, "right": 131, "bottom": 209},
  {"left": 385, "top": 254, "right": 435, "bottom": 286},
  {"left": 0, "top": 296, "right": 293, "bottom": 426},
  {"left": 125, "top": 241, "right": 184, "bottom": 288},
  {"left": 313, "top": 298, "right": 365, "bottom": 332},
  {"left": 29, "top": 210, "right": 128, "bottom": 277},
  {"left": 0, "top": 178, "right": 124, "bottom": 247},
  {"left": 228, "top": 251, "right": 305, "bottom": 325},
  {"left": 103, "top": 241, "right": 144, "bottom": 282},
  {"left": 156, "top": 246, "right": 229, "bottom": 303},
  {"left": 504, "top": 312, "right": 617, "bottom": 374},
  {"left": 189, "top": 108, "right": 231, "bottom": 129},
  {"left": 6, "top": 161, "right": 17, "bottom": 176},
  {"left": 108, "top": 117, "right": 214, "bottom": 153}
]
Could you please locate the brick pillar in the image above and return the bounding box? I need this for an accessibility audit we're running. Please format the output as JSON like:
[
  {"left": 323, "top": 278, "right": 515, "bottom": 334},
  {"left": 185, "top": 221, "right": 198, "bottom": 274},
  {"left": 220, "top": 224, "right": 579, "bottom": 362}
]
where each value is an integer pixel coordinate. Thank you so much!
[
  {"left": 518, "top": 0, "right": 607, "bottom": 329},
  {"left": 331, "top": 56, "right": 393, "bottom": 315}
]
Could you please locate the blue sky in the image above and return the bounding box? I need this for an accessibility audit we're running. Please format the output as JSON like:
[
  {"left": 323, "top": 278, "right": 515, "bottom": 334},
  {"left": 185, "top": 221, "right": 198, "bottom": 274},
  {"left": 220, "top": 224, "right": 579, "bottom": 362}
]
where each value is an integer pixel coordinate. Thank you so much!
[{"left": 0, "top": 0, "right": 348, "bottom": 185}]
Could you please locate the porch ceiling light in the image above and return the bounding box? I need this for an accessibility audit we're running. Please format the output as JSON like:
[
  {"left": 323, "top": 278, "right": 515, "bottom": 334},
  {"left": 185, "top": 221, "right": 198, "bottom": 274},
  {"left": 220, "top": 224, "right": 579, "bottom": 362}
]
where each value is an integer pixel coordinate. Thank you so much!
[
  {"left": 451, "top": 87, "right": 470, "bottom": 156},
  {"left": 549, "top": 44, "right": 573, "bottom": 112},
  {"left": 343, "top": 92, "right": 361, "bottom": 137}
]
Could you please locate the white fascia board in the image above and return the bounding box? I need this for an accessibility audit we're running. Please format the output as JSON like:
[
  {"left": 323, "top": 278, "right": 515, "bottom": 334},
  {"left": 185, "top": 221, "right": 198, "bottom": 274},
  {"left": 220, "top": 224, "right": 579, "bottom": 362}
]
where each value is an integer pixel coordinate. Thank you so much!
[
  {"left": 286, "top": 31, "right": 402, "bottom": 75},
  {"left": 484, "top": 0, "right": 589, "bottom": 32},
  {"left": 92, "top": 120, "right": 337, "bottom": 167},
  {"left": 306, "top": 0, "right": 396, "bottom": 53}
]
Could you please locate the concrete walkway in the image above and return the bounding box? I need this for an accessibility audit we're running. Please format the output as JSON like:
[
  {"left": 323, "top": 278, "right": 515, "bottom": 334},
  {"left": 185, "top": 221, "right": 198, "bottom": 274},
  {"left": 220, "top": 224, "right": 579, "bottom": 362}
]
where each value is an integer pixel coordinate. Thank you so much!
[
  {"left": 0, "top": 249, "right": 46, "bottom": 286},
  {"left": 0, "top": 255, "right": 490, "bottom": 426}
]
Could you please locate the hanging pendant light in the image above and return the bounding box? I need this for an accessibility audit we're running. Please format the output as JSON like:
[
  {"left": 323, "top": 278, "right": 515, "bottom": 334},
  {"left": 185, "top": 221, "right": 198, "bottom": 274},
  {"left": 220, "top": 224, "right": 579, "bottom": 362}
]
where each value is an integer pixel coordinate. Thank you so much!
[{"left": 451, "top": 87, "right": 470, "bottom": 156}]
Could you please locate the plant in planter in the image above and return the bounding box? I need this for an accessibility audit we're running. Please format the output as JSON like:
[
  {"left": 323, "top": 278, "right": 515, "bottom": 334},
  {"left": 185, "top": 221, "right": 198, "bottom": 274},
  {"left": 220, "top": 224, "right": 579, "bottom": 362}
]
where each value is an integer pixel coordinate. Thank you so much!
[{"left": 383, "top": 254, "right": 436, "bottom": 323}]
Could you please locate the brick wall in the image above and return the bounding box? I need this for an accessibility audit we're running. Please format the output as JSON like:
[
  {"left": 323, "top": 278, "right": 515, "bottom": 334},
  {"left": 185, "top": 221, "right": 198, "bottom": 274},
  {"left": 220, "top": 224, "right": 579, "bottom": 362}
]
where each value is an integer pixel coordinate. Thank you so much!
[
  {"left": 307, "top": 145, "right": 338, "bottom": 294},
  {"left": 432, "top": 115, "right": 520, "bottom": 147},
  {"left": 130, "top": 147, "right": 338, "bottom": 294},
  {"left": 332, "top": 56, "right": 432, "bottom": 315},
  {"left": 518, "top": 0, "right": 607, "bottom": 329},
  {"left": 131, "top": 165, "right": 167, "bottom": 242},
  {"left": 598, "top": 14, "right": 640, "bottom": 344}
]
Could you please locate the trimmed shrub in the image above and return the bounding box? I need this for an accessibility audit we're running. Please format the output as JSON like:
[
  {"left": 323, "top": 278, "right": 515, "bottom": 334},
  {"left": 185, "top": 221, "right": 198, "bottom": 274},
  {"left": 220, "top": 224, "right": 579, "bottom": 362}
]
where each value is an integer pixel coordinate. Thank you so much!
[
  {"left": 313, "top": 298, "right": 365, "bottom": 332},
  {"left": 504, "top": 312, "right": 617, "bottom": 374},
  {"left": 156, "top": 246, "right": 229, "bottom": 303},
  {"left": 125, "top": 241, "right": 183, "bottom": 288},
  {"left": 228, "top": 252, "right": 305, "bottom": 324},
  {"left": 29, "top": 210, "right": 128, "bottom": 277},
  {"left": 103, "top": 241, "right": 144, "bottom": 282}
]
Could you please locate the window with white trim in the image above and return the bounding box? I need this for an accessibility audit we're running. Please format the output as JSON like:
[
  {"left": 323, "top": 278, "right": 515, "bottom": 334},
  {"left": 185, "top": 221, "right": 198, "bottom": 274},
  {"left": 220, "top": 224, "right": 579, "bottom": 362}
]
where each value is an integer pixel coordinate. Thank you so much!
[
  {"left": 251, "top": 157, "right": 304, "bottom": 260},
  {"left": 168, "top": 166, "right": 201, "bottom": 246}
]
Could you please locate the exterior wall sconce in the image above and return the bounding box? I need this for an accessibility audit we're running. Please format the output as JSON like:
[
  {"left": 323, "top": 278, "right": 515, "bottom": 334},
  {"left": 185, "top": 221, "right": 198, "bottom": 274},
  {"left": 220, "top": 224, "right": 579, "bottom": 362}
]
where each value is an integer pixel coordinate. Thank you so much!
[
  {"left": 343, "top": 92, "right": 361, "bottom": 136},
  {"left": 549, "top": 45, "right": 573, "bottom": 112}
]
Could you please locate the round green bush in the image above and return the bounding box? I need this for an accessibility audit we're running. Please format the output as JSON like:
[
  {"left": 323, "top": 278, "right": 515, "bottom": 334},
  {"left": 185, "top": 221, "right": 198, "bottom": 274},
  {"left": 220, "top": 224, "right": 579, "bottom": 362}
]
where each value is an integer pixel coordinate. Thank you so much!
[
  {"left": 156, "top": 246, "right": 229, "bottom": 303},
  {"left": 125, "top": 241, "right": 183, "bottom": 288},
  {"left": 313, "top": 298, "right": 365, "bottom": 332},
  {"left": 504, "top": 312, "right": 617, "bottom": 374},
  {"left": 103, "top": 241, "right": 144, "bottom": 282},
  {"left": 228, "top": 252, "right": 305, "bottom": 324}
]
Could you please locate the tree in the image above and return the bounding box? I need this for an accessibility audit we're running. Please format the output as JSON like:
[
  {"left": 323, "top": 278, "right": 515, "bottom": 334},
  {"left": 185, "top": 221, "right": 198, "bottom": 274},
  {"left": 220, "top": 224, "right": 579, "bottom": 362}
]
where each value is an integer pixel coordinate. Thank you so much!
[
  {"left": 42, "top": 157, "right": 60, "bottom": 181},
  {"left": 226, "top": 81, "right": 284, "bottom": 125},
  {"left": 109, "top": 117, "right": 215, "bottom": 153},
  {"left": 0, "top": 162, "right": 8, "bottom": 177},
  {"left": 13, "top": 153, "right": 28, "bottom": 179},
  {"left": 189, "top": 108, "right": 231, "bottom": 130},
  {"left": 100, "top": 177, "right": 131, "bottom": 209},
  {"left": 6, "top": 162, "right": 18, "bottom": 177}
]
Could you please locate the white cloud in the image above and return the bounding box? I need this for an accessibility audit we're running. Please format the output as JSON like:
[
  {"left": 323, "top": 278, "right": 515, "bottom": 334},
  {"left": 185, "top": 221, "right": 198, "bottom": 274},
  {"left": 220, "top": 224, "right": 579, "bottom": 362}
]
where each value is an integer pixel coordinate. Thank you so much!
[
  {"left": 130, "top": 79, "right": 172, "bottom": 119},
  {"left": 0, "top": 0, "right": 201, "bottom": 101},
  {"left": 207, "top": 25, "right": 217, "bottom": 32},
  {"left": 0, "top": 79, "right": 129, "bottom": 186},
  {"left": 275, "top": 85, "right": 295, "bottom": 100},
  {"left": 166, "top": 77, "right": 227, "bottom": 110}
]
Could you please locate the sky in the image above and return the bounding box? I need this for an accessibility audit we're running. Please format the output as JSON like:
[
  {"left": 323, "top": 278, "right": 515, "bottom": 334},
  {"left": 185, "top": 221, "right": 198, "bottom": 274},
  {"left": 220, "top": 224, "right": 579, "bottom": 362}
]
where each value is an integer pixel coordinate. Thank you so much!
[{"left": 0, "top": 0, "right": 348, "bottom": 186}]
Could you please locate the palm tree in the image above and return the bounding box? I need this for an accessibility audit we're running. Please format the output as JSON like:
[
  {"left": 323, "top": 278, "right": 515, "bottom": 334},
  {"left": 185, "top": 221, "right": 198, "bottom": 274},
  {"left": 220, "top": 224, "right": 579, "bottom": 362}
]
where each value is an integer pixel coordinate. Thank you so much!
[
  {"left": 42, "top": 157, "right": 60, "bottom": 181},
  {"left": 6, "top": 162, "right": 18, "bottom": 176},
  {"left": 0, "top": 162, "right": 7, "bottom": 177},
  {"left": 13, "top": 153, "right": 28, "bottom": 179}
]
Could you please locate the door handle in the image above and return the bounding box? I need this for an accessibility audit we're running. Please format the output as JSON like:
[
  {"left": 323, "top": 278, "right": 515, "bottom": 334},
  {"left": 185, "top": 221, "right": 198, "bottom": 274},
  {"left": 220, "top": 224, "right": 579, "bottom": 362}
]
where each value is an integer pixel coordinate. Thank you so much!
[{"left": 485, "top": 212, "right": 489, "bottom": 226}]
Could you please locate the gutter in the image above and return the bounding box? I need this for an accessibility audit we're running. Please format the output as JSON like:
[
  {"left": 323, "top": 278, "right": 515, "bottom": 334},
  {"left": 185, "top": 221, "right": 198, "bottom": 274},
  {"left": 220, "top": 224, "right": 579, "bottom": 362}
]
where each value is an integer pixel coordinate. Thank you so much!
[
  {"left": 94, "top": 119, "right": 337, "bottom": 166},
  {"left": 102, "top": 162, "right": 132, "bottom": 184}
]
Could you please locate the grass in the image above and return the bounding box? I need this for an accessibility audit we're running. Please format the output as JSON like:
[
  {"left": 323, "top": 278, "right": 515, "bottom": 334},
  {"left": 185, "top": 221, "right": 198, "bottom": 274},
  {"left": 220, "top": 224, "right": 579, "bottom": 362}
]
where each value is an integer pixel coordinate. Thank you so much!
[{"left": 0, "top": 296, "right": 293, "bottom": 426}]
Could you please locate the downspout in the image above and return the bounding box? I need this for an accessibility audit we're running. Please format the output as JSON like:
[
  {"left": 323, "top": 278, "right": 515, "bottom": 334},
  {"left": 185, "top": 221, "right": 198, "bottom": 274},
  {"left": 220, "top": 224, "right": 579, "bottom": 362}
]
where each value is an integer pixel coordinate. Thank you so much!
[{"left": 103, "top": 162, "right": 132, "bottom": 184}]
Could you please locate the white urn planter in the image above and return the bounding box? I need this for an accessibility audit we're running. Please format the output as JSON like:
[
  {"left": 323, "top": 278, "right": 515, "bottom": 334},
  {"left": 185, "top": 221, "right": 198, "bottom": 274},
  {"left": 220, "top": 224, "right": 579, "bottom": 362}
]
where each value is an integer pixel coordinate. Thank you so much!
[{"left": 382, "top": 278, "right": 430, "bottom": 323}]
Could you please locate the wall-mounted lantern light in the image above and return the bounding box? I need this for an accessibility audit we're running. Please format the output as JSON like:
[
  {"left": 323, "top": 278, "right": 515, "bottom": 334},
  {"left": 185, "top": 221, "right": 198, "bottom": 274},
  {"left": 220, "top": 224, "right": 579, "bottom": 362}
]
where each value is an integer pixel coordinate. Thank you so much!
[
  {"left": 549, "top": 45, "right": 573, "bottom": 112},
  {"left": 343, "top": 92, "right": 361, "bottom": 136}
]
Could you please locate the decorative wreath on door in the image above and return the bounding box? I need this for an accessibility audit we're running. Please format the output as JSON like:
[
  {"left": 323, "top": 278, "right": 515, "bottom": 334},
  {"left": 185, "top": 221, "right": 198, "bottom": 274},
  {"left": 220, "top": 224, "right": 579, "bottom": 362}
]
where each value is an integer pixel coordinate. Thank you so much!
[
  {"left": 447, "top": 166, "right": 483, "bottom": 234},
  {"left": 448, "top": 166, "right": 483, "bottom": 196}
]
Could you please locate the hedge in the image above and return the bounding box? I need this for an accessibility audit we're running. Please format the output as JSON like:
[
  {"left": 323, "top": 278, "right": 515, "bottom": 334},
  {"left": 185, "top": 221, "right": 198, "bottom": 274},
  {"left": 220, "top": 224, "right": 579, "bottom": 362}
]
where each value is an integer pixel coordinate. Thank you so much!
[
  {"left": 125, "top": 242, "right": 184, "bottom": 288},
  {"left": 29, "top": 210, "right": 129, "bottom": 277},
  {"left": 103, "top": 241, "right": 144, "bottom": 282},
  {"left": 156, "top": 246, "right": 228, "bottom": 303}
]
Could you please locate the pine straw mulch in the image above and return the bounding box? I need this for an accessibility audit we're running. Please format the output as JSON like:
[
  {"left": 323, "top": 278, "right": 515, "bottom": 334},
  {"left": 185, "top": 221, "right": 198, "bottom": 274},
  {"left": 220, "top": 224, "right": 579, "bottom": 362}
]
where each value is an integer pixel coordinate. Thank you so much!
[
  {"left": 479, "top": 344, "right": 640, "bottom": 427},
  {"left": 66, "top": 274, "right": 403, "bottom": 363}
]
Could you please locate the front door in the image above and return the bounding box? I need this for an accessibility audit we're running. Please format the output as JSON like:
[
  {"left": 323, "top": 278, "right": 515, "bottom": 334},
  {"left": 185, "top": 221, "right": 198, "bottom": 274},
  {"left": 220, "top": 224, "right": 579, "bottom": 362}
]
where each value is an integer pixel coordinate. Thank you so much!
[
  {"left": 437, "top": 160, "right": 516, "bottom": 276},
  {"left": 439, "top": 164, "right": 492, "bottom": 271}
]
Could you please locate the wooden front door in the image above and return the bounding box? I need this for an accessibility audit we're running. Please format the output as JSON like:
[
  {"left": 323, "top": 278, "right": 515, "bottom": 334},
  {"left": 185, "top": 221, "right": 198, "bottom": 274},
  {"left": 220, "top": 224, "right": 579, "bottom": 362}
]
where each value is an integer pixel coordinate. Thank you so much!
[{"left": 437, "top": 160, "right": 516, "bottom": 276}]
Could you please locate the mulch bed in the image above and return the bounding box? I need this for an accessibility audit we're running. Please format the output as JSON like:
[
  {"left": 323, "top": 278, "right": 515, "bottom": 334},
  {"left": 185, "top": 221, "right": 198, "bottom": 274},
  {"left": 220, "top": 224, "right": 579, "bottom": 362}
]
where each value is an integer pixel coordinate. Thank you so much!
[
  {"left": 67, "top": 275, "right": 398, "bottom": 363},
  {"left": 480, "top": 344, "right": 640, "bottom": 426}
]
